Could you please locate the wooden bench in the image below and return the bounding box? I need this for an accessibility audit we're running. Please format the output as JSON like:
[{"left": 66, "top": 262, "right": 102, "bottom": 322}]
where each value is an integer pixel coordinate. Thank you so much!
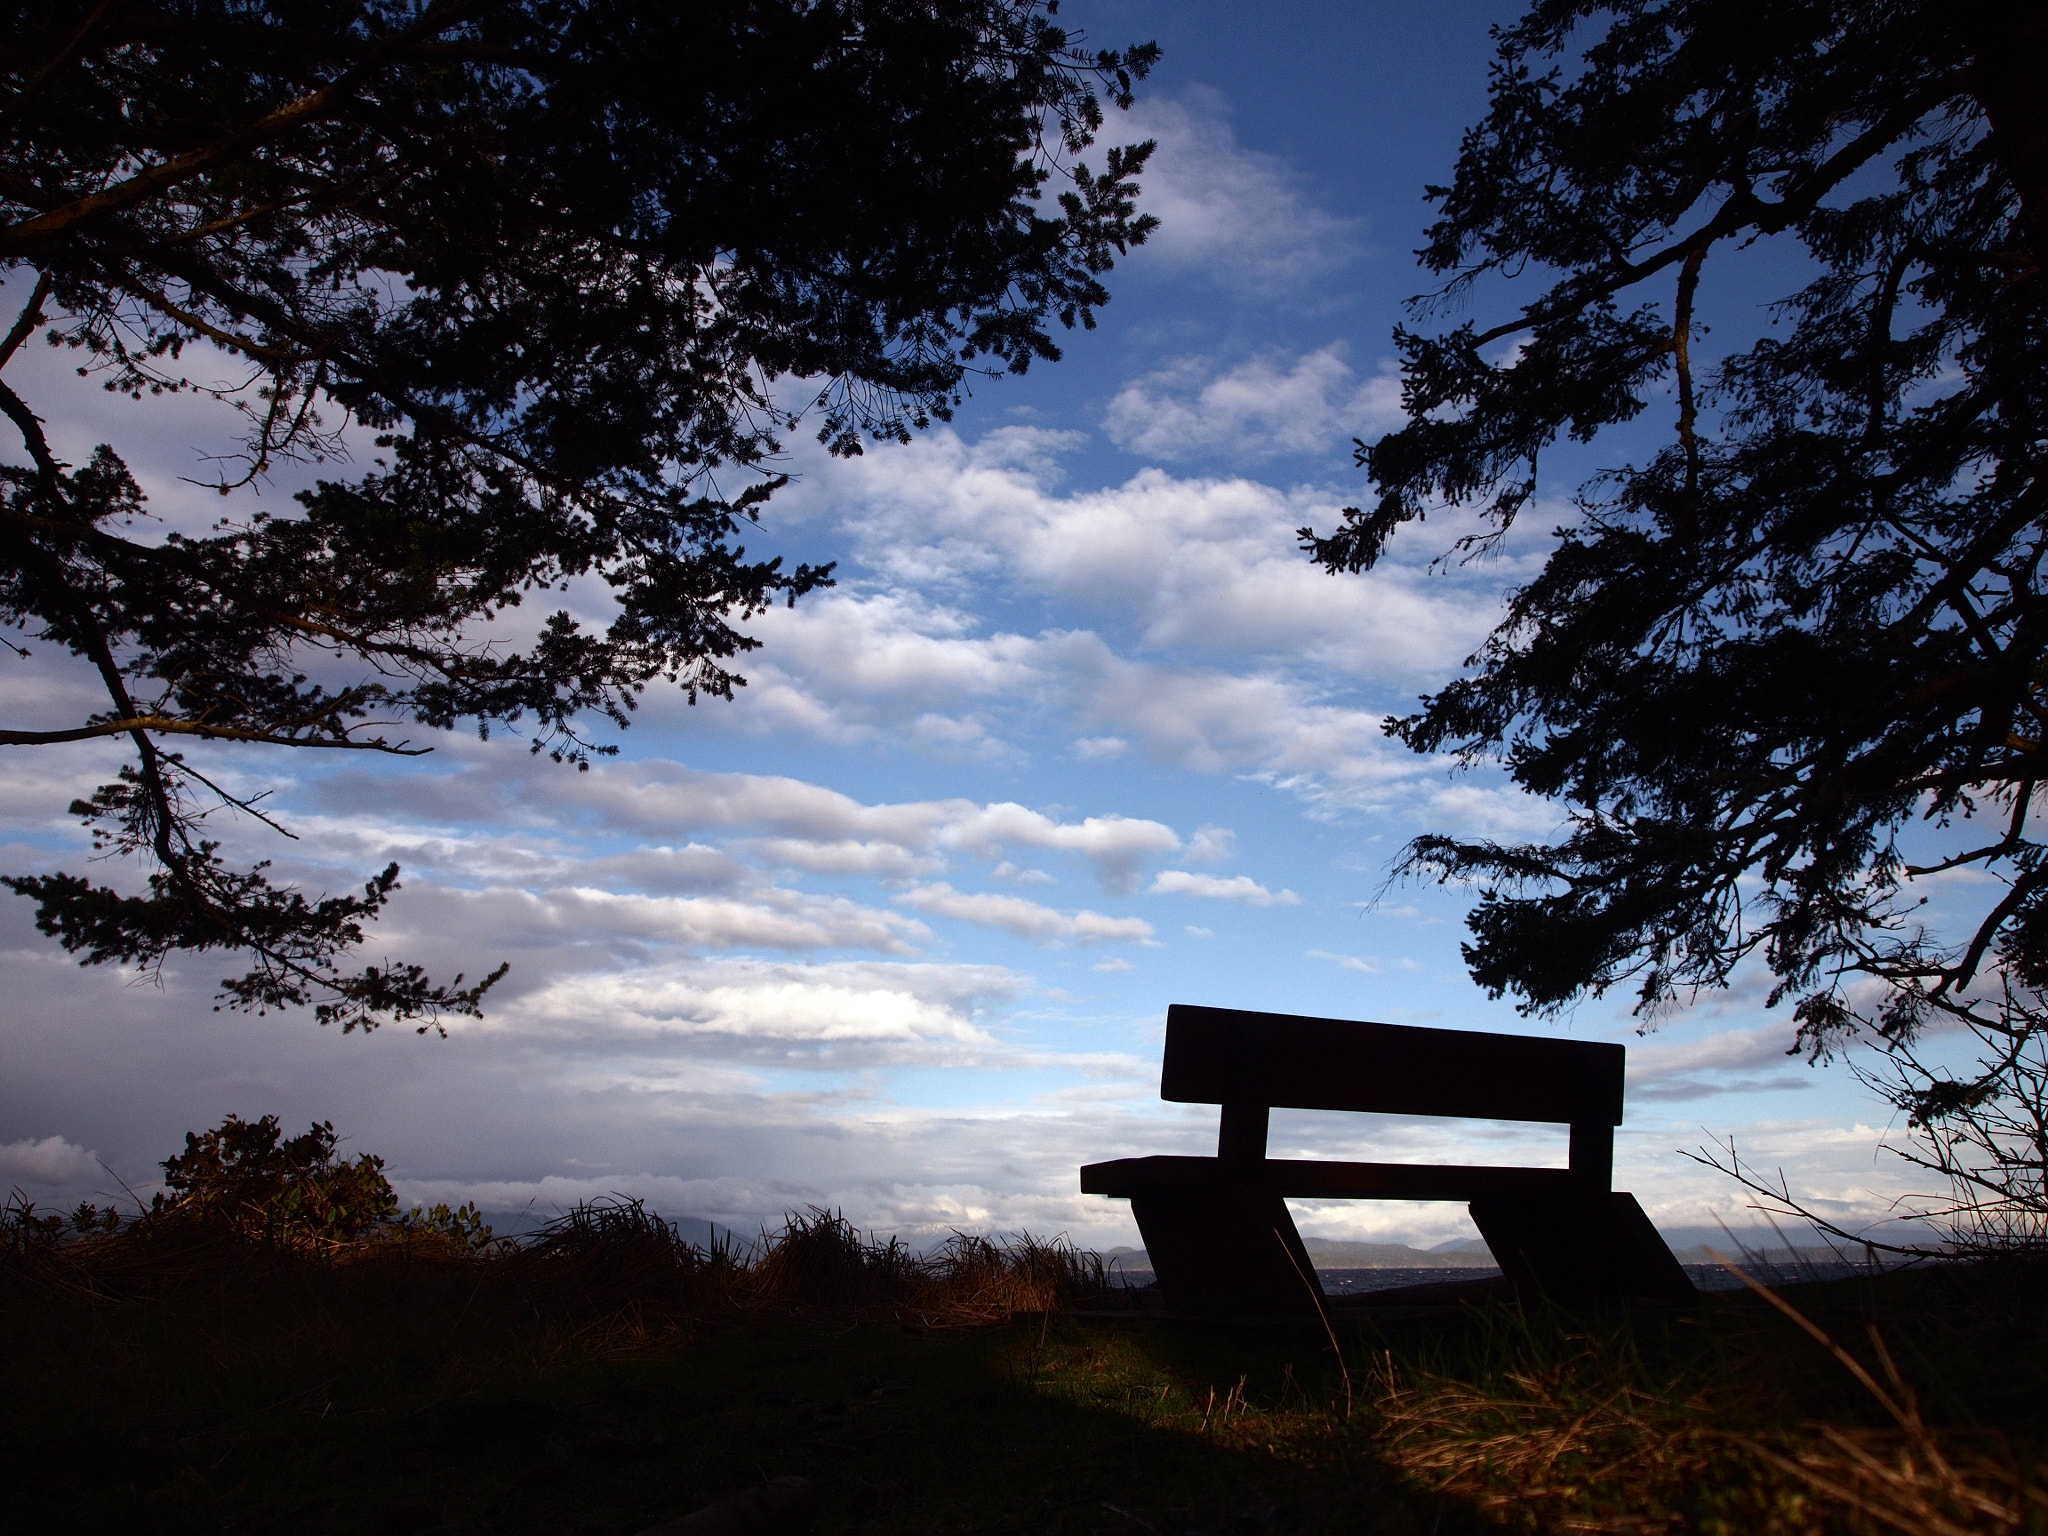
[{"left": 1081, "top": 1005, "right": 1695, "bottom": 1311}]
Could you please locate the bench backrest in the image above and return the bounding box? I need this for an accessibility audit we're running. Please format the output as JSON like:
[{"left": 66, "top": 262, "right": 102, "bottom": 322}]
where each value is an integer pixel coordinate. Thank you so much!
[{"left": 1161, "top": 1005, "right": 1624, "bottom": 1128}]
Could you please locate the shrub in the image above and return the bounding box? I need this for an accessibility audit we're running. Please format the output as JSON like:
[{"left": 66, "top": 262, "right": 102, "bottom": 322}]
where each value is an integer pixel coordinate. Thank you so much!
[{"left": 154, "top": 1114, "right": 399, "bottom": 1243}]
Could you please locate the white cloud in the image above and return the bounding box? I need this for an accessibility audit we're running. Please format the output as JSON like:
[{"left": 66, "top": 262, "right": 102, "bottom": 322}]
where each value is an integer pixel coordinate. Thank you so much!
[
  {"left": 1072, "top": 736, "right": 1130, "bottom": 760},
  {"left": 705, "top": 589, "right": 1040, "bottom": 754},
  {"left": 1120, "top": 85, "right": 1360, "bottom": 288},
  {"left": 1183, "top": 824, "right": 1237, "bottom": 864},
  {"left": 1104, "top": 346, "right": 1404, "bottom": 461},
  {"left": 322, "top": 753, "right": 1182, "bottom": 895},
  {"left": 491, "top": 955, "right": 1042, "bottom": 1069},
  {"left": 735, "top": 837, "right": 942, "bottom": 879},
  {"left": 1422, "top": 782, "right": 1564, "bottom": 838},
  {"left": 773, "top": 427, "right": 1512, "bottom": 691},
  {"left": 0, "top": 1133, "right": 101, "bottom": 1196},
  {"left": 894, "top": 883, "right": 1154, "bottom": 946},
  {"left": 936, "top": 802, "right": 1179, "bottom": 895},
  {"left": 546, "top": 885, "right": 929, "bottom": 955},
  {"left": 1149, "top": 869, "right": 1300, "bottom": 906},
  {"left": 1308, "top": 948, "right": 1378, "bottom": 973},
  {"left": 1064, "top": 644, "right": 1411, "bottom": 787},
  {"left": 311, "top": 877, "right": 934, "bottom": 976},
  {"left": 656, "top": 423, "right": 1553, "bottom": 822}
]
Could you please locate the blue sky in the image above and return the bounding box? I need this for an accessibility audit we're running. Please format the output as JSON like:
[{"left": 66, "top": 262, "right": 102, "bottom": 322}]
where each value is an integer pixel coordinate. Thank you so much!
[{"left": 0, "top": 1, "right": 1937, "bottom": 1249}]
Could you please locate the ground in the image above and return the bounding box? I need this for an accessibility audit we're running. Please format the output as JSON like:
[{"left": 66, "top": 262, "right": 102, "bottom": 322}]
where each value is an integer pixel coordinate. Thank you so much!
[{"left": 5, "top": 1225, "right": 2045, "bottom": 1535}]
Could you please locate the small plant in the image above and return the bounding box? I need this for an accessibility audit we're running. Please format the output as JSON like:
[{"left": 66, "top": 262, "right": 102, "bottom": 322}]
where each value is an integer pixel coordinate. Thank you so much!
[
  {"left": 69, "top": 1201, "right": 122, "bottom": 1236},
  {"left": 402, "top": 1201, "right": 499, "bottom": 1253},
  {"left": 1, "top": 1190, "right": 65, "bottom": 1257}
]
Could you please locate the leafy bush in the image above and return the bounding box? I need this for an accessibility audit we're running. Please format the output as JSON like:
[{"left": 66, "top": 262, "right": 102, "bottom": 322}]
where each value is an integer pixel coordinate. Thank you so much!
[
  {"left": 153, "top": 1114, "right": 400, "bottom": 1243},
  {"left": 403, "top": 1200, "right": 500, "bottom": 1253},
  {"left": 148, "top": 1114, "right": 501, "bottom": 1253}
]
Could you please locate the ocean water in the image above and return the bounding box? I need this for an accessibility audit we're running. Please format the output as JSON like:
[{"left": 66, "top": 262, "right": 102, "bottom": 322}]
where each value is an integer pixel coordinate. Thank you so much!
[
  {"left": 1106, "top": 1262, "right": 1886, "bottom": 1295},
  {"left": 1319, "top": 1263, "right": 1882, "bottom": 1293}
]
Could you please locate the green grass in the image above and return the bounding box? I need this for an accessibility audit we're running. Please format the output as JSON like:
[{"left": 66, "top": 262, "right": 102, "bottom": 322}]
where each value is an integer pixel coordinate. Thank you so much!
[{"left": 6, "top": 1213, "right": 2046, "bottom": 1535}]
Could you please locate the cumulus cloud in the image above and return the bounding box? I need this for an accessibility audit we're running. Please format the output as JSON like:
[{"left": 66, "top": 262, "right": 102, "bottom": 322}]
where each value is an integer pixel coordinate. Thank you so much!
[
  {"left": 894, "top": 883, "right": 1155, "bottom": 946},
  {"left": 1104, "top": 346, "right": 1404, "bottom": 461},
  {"left": 616, "top": 421, "right": 1556, "bottom": 822},
  {"left": 1119, "top": 86, "right": 1360, "bottom": 288},
  {"left": 937, "top": 803, "right": 1180, "bottom": 896},
  {"left": 1148, "top": 870, "right": 1301, "bottom": 906},
  {"left": 767, "top": 426, "right": 1513, "bottom": 693},
  {"left": 0, "top": 1134, "right": 102, "bottom": 1197}
]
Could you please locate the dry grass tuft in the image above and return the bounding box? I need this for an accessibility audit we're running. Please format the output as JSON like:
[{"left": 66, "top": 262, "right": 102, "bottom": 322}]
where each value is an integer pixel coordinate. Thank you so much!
[
  {"left": 1720, "top": 1263, "right": 2048, "bottom": 1536},
  {"left": 4, "top": 1187, "right": 1118, "bottom": 1335},
  {"left": 1372, "top": 1322, "right": 1739, "bottom": 1535},
  {"left": 493, "top": 1195, "right": 735, "bottom": 1312},
  {"left": 740, "top": 1208, "right": 1114, "bottom": 1318},
  {"left": 1740, "top": 1424, "right": 2047, "bottom": 1536},
  {"left": 1369, "top": 1270, "right": 2048, "bottom": 1535},
  {"left": 746, "top": 1206, "right": 920, "bottom": 1305},
  {"left": 921, "top": 1229, "right": 1110, "bottom": 1317}
]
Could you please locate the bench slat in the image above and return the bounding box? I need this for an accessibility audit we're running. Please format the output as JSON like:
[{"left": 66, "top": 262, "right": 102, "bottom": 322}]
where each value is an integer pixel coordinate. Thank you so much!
[
  {"left": 1081, "top": 1154, "right": 1584, "bottom": 1201},
  {"left": 1162, "top": 1004, "right": 1624, "bottom": 1126}
]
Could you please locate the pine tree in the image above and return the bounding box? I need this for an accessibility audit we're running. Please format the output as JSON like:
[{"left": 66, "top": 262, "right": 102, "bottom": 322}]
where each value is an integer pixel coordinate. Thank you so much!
[
  {"left": 0, "top": 0, "right": 1156, "bottom": 1030},
  {"left": 1303, "top": 0, "right": 2048, "bottom": 1234}
]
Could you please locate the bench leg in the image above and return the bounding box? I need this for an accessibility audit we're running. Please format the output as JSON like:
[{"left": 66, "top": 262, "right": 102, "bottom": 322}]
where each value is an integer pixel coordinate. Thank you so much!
[
  {"left": 1128, "top": 1185, "right": 1326, "bottom": 1316},
  {"left": 1469, "top": 1190, "right": 1696, "bottom": 1305}
]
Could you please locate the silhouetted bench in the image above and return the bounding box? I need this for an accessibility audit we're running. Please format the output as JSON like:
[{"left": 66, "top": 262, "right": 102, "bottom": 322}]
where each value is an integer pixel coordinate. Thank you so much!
[{"left": 1081, "top": 1005, "right": 1694, "bottom": 1311}]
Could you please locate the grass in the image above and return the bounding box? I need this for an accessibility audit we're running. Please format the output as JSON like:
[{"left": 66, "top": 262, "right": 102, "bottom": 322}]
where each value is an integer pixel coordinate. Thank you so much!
[{"left": 5, "top": 1197, "right": 2047, "bottom": 1535}]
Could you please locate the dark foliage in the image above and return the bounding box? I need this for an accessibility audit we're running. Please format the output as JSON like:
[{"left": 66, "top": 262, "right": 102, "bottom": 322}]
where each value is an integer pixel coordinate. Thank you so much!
[
  {"left": 153, "top": 1112, "right": 401, "bottom": 1240},
  {"left": 1301, "top": 1, "right": 2048, "bottom": 1228},
  {"left": 0, "top": 0, "right": 1156, "bottom": 1030}
]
